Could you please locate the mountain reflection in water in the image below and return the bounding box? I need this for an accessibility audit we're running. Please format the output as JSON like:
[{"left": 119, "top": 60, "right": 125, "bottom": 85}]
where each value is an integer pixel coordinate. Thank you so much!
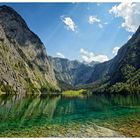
[{"left": 0, "top": 93, "right": 140, "bottom": 137}]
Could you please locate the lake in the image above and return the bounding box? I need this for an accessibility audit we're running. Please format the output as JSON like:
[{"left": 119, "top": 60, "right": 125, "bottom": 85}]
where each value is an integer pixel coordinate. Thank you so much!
[{"left": 0, "top": 93, "right": 140, "bottom": 137}]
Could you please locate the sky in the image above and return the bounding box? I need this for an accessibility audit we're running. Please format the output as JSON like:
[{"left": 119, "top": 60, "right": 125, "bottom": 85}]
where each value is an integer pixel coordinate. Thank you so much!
[{"left": 0, "top": 2, "right": 140, "bottom": 63}]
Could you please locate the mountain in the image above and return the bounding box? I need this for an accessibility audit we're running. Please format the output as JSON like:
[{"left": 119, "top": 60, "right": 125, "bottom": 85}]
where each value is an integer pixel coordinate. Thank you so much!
[
  {"left": 82, "top": 60, "right": 99, "bottom": 67},
  {"left": 81, "top": 26, "right": 140, "bottom": 93},
  {"left": 109, "top": 26, "right": 140, "bottom": 83},
  {"left": 0, "top": 5, "right": 59, "bottom": 94},
  {"left": 50, "top": 25, "right": 140, "bottom": 94},
  {"left": 49, "top": 55, "right": 111, "bottom": 88},
  {"left": 107, "top": 26, "right": 140, "bottom": 93},
  {"left": 0, "top": 5, "right": 139, "bottom": 94},
  {"left": 48, "top": 56, "right": 96, "bottom": 86}
]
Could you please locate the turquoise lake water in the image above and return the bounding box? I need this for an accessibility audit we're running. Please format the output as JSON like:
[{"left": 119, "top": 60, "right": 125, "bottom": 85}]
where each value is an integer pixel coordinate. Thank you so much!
[{"left": 0, "top": 93, "right": 140, "bottom": 137}]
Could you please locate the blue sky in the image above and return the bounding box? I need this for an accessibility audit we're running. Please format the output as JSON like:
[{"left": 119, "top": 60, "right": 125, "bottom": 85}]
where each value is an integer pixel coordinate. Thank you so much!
[{"left": 0, "top": 2, "right": 138, "bottom": 63}]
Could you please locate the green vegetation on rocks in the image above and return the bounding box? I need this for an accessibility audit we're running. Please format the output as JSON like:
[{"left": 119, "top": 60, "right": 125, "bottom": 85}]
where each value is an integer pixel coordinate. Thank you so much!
[
  {"left": 62, "top": 89, "right": 86, "bottom": 98},
  {"left": 0, "top": 5, "right": 59, "bottom": 94}
]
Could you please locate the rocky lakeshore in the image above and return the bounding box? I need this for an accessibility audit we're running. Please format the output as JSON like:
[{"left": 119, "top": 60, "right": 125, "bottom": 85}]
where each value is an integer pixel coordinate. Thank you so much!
[{"left": 0, "top": 121, "right": 124, "bottom": 137}]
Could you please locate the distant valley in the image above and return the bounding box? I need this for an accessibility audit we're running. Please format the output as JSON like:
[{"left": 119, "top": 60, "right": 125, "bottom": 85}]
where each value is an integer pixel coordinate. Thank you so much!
[
  {"left": 0, "top": 5, "right": 140, "bottom": 94},
  {"left": 0, "top": 3, "right": 140, "bottom": 138},
  {"left": 50, "top": 26, "right": 140, "bottom": 94}
]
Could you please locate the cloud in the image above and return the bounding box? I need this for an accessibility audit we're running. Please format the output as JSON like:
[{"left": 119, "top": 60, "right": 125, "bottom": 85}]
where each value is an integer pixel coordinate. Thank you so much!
[
  {"left": 61, "top": 16, "right": 77, "bottom": 32},
  {"left": 56, "top": 52, "right": 65, "bottom": 58},
  {"left": 112, "top": 47, "right": 120, "bottom": 55},
  {"left": 109, "top": 2, "right": 140, "bottom": 32},
  {"left": 104, "top": 22, "right": 108, "bottom": 25},
  {"left": 88, "top": 16, "right": 104, "bottom": 29},
  {"left": 98, "top": 24, "right": 103, "bottom": 28},
  {"left": 88, "top": 16, "right": 100, "bottom": 24},
  {"left": 80, "top": 48, "right": 109, "bottom": 63}
]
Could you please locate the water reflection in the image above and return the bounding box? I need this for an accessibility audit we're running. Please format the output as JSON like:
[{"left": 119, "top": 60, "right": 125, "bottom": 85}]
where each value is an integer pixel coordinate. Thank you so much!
[{"left": 0, "top": 93, "right": 140, "bottom": 132}]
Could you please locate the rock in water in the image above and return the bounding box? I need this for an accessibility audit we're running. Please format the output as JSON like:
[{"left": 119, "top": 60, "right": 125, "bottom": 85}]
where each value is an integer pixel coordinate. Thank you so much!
[{"left": 0, "top": 5, "right": 59, "bottom": 94}]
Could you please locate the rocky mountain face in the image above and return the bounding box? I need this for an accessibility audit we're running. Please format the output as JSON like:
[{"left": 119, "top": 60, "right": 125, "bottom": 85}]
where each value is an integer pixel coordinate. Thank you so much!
[
  {"left": 83, "top": 26, "right": 140, "bottom": 93},
  {"left": 107, "top": 26, "right": 140, "bottom": 93},
  {"left": 0, "top": 5, "right": 59, "bottom": 94},
  {"left": 49, "top": 55, "right": 111, "bottom": 87},
  {"left": 109, "top": 26, "right": 140, "bottom": 83},
  {"left": 49, "top": 55, "right": 111, "bottom": 88},
  {"left": 50, "top": 26, "right": 140, "bottom": 93},
  {"left": 0, "top": 5, "right": 139, "bottom": 94},
  {"left": 49, "top": 56, "right": 95, "bottom": 86}
]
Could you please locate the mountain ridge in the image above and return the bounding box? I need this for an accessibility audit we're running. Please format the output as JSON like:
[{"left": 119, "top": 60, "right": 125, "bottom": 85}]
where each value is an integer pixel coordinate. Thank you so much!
[
  {"left": 50, "top": 26, "right": 140, "bottom": 94},
  {"left": 78, "top": 25, "right": 140, "bottom": 93},
  {"left": 0, "top": 5, "right": 139, "bottom": 94},
  {"left": 0, "top": 5, "right": 59, "bottom": 94},
  {"left": 48, "top": 56, "right": 96, "bottom": 86}
]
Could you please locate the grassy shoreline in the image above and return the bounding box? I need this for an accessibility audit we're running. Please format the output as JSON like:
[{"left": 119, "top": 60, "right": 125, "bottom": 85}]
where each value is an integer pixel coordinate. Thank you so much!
[{"left": 62, "top": 89, "right": 86, "bottom": 98}]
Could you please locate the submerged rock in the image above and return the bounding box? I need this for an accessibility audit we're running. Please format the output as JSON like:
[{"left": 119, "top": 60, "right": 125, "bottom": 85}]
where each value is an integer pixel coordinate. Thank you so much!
[{"left": 62, "top": 123, "right": 124, "bottom": 137}]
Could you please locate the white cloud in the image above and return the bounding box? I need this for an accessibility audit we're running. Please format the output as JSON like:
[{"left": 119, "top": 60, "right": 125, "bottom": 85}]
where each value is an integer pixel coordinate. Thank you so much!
[
  {"left": 98, "top": 24, "right": 103, "bottom": 28},
  {"left": 88, "top": 16, "right": 100, "bottom": 24},
  {"left": 80, "top": 48, "right": 109, "bottom": 63},
  {"left": 88, "top": 16, "right": 104, "bottom": 29},
  {"left": 109, "top": 2, "right": 140, "bottom": 32},
  {"left": 112, "top": 47, "right": 120, "bottom": 55},
  {"left": 56, "top": 52, "right": 65, "bottom": 58},
  {"left": 61, "top": 16, "right": 77, "bottom": 32},
  {"left": 104, "top": 22, "right": 108, "bottom": 25}
]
